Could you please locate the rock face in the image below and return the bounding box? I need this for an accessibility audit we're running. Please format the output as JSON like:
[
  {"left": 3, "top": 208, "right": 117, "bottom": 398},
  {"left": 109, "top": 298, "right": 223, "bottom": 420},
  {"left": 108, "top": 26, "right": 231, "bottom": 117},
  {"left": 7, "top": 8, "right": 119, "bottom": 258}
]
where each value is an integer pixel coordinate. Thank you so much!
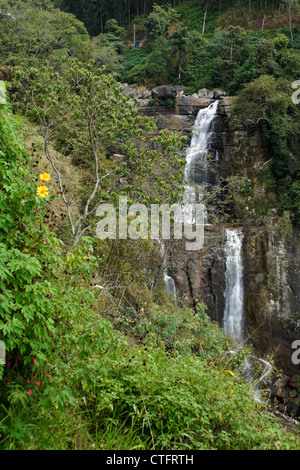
[
  {"left": 270, "top": 374, "right": 300, "bottom": 419},
  {"left": 167, "top": 227, "right": 226, "bottom": 324},
  {"left": 138, "top": 85, "right": 214, "bottom": 126},
  {"left": 137, "top": 85, "right": 300, "bottom": 377},
  {"left": 244, "top": 220, "right": 300, "bottom": 376},
  {"left": 218, "top": 99, "right": 300, "bottom": 376}
]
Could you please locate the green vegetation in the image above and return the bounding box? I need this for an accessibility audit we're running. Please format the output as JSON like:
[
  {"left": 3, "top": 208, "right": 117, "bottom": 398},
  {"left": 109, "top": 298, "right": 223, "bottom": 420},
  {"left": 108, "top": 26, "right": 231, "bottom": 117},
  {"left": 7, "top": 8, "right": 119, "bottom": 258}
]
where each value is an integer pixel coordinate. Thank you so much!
[{"left": 0, "top": 0, "right": 300, "bottom": 451}]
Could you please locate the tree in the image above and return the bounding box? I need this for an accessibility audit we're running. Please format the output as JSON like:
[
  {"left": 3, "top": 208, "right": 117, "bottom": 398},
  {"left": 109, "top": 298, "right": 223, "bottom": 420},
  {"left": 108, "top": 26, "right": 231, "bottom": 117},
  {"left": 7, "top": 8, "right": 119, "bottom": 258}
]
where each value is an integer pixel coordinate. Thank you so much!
[
  {"left": 286, "top": 0, "right": 300, "bottom": 42},
  {"left": 170, "top": 26, "right": 190, "bottom": 82},
  {"left": 12, "top": 59, "right": 186, "bottom": 244},
  {"left": 145, "top": 3, "right": 179, "bottom": 40},
  {"left": 126, "top": 36, "right": 173, "bottom": 86},
  {"left": 0, "top": 0, "right": 91, "bottom": 63}
]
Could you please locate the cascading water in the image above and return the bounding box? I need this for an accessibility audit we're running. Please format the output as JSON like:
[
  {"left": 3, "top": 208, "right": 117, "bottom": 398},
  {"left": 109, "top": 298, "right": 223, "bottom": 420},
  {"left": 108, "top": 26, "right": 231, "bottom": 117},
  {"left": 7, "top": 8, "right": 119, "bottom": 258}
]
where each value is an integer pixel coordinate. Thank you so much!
[
  {"left": 182, "top": 100, "right": 219, "bottom": 224},
  {"left": 223, "top": 229, "right": 244, "bottom": 344},
  {"left": 164, "top": 101, "right": 219, "bottom": 298},
  {"left": 222, "top": 229, "right": 276, "bottom": 403},
  {"left": 163, "top": 270, "right": 177, "bottom": 303}
]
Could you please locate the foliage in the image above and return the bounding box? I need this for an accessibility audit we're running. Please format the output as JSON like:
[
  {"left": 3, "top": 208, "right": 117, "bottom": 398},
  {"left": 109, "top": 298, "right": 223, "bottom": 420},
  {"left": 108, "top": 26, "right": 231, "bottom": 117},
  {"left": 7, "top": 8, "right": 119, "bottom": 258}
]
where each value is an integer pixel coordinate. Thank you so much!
[
  {"left": 64, "top": 309, "right": 300, "bottom": 451},
  {"left": 145, "top": 3, "right": 179, "bottom": 40},
  {"left": 1, "top": 0, "right": 300, "bottom": 452},
  {"left": 0, "top": 0, "right": 91, "bottom": 65},
  {"left": 10, "top": 58, "right": 186, "bottom": 242},
  {"left": 232, "top": 75, "right": 300, "bottom": 225},
  {"left": 124, "top": 36, "right": 173, "bottom": 86},
  {"left": 0, "top": 102, "right": 105, "bottom": 414}
]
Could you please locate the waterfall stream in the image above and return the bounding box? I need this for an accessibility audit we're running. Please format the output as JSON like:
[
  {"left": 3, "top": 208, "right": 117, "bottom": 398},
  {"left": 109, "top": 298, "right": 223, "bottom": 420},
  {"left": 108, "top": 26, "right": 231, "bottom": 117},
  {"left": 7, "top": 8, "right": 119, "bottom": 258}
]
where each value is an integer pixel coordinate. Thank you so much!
[
  {"left": 183, "top": 100, "right": 219, "bottom": 224},
  {"left": 163, "top": 100, "right": 219, "bottom": 297},
  {"left": 163, "top": 270, "right": 177, "bottom": 303},
  {"left": 223, "top": 228, "right": 276, "bottom": 404},
  {"left": 223, "top": 229, "right": 244, "bottom": 344}
]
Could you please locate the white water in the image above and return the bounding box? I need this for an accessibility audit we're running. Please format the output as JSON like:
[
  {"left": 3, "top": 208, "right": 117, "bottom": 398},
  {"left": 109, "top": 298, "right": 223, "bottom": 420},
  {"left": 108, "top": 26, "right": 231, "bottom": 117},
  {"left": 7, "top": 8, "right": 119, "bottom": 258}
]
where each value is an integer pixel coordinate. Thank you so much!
[
  {"left": 223, "top": 229, "right": 244, "bottom": 343},
  {"left": 182, "top": 100, "right": 219, "bottom": 224},
  {"left": 163, "top": 270, "right": 177, "bottom": 303},
  {"left": 222, "top": 230, "right": 287, "bottom": 412},
  {"left": 163, "top": 101, "right": 219, "bottom": 299}
]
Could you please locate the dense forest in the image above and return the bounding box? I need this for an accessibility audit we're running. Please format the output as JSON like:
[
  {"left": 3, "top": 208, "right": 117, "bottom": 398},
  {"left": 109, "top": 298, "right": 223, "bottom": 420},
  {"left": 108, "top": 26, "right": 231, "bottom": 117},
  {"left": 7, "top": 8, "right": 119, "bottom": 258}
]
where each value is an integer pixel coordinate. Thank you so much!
[
  {"left": 0, "top": 0, "right": 300, "bottom": 452},
  {"left": 57, "top": 0, "right": 298, "bottom": 35}
]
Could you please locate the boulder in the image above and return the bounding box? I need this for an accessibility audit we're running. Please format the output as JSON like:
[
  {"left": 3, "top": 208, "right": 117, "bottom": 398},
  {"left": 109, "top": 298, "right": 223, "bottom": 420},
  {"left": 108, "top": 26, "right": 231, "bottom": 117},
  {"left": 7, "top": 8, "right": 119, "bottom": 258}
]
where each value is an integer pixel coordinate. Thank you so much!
[
  {"left": 214, "top": 89, "right": 228, "bottom": 99},
  {"left": 152, "top": 85, "right": 184, "bottom": 100},
  {"left": 275, "top": 375, "right": 291, "bottom": 389},
  {"left": 198, "top": 88, "right": 214, "bottom": 99},
  {"left": 122, "top": 85, "right": 143, "bottom": 99},
  {"left": 289, "top": 389, "right": 298, "bottom": 398},
  {"left": 137, "top": 99, "right": 151, "bottom": 108},
  {"left": 142, "top": 89, "right": 152, "bottom": 99},
  {"left": 176, "top": 95, "right": 211, "bottom": 116},
  {"left": 275, "top": 388, "right": 287, "bottom": 398}
]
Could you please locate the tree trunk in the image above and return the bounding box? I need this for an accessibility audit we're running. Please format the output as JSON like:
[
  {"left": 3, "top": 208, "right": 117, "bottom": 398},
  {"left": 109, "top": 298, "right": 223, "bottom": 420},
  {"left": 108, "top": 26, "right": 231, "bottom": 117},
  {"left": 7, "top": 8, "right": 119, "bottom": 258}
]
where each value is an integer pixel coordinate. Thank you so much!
[
  {"left": 288, "top": 3, "right": 294, "bottom": 42},
  {"left": 202, "top": 9, "right": 207, "bottom": 35}
]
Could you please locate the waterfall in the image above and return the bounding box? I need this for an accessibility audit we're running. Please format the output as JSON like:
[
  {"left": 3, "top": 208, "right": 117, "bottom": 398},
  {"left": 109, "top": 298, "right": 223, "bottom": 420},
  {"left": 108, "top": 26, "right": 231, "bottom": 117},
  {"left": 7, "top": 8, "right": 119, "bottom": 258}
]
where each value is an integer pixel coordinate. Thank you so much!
[
  {"left": 222, "top": 229, "right": 278, "bottom": 404},
  {"left": 164, "top": 101, "right": 219, "bottom": 299},
  {"left": 223, "top": 229, "right": 244, "bottom": 344},
  {"left": 159, "top": 240, "right": 177, "bottom": 302},
  {"left": 163, "top": 270, "right": 177, "bottom": 303},
  {"left": 182, "top": 100, "right": 219, "bottom": 224}
]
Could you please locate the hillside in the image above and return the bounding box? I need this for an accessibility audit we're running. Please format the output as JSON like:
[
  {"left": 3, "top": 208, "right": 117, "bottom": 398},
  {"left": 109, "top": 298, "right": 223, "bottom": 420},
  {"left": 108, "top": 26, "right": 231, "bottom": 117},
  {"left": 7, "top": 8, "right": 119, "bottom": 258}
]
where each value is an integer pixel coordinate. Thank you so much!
[{"left": 0, "top": 0, "right": 300, "bottom": 452}]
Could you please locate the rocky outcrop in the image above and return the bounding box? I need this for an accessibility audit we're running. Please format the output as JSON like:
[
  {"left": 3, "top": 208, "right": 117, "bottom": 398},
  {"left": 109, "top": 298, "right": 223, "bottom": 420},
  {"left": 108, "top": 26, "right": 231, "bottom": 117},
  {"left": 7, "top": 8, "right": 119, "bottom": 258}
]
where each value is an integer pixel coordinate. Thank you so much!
[
  {"left": 137, "top": 85, "right": 214, "bottom": 128},
  {"left": 167, "top": 227, "right": 226, "bottom": 324},
  {"left": 151, "top": 85, "right": 184, "bottom": 100},
  {"left": 269, "top": 374, "right": 300, "bottom": 419},
  {"left": 218, "top": 96, "right": 273, "bottom": 181},
  {"left": 217, "top": 99, "right": 300, "bottom": 376}
]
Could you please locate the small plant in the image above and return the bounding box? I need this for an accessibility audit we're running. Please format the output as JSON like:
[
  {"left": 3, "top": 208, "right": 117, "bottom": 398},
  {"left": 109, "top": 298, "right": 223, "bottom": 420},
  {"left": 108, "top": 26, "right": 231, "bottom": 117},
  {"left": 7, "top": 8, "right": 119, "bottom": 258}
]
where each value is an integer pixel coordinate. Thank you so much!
[
  {"left": 165, "top": 97, "right": 175, "bottom": 109},
  {"left": 149, "top": 98, "right": 158, "bottom": 107}
]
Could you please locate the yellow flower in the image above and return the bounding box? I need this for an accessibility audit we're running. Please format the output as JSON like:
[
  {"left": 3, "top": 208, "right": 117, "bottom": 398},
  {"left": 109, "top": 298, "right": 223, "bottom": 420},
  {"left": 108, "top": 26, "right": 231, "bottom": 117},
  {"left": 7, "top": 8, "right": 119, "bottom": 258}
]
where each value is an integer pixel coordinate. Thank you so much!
[
  {"left": 36, "top": 185, "right": 49, "bottom": 198},
  {"left": 40, "top": 173, "right": 51, "bottom": 182},
  {"left": 225, "top": 370, "right": 234, "bottom": 377}
]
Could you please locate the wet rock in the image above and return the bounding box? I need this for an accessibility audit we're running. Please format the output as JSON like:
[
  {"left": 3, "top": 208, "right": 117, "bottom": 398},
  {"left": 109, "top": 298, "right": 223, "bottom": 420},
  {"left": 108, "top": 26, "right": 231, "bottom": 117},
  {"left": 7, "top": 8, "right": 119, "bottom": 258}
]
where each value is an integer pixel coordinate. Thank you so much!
[{"left": 288, "top": 397, "right": 300, "bottom": 418}]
